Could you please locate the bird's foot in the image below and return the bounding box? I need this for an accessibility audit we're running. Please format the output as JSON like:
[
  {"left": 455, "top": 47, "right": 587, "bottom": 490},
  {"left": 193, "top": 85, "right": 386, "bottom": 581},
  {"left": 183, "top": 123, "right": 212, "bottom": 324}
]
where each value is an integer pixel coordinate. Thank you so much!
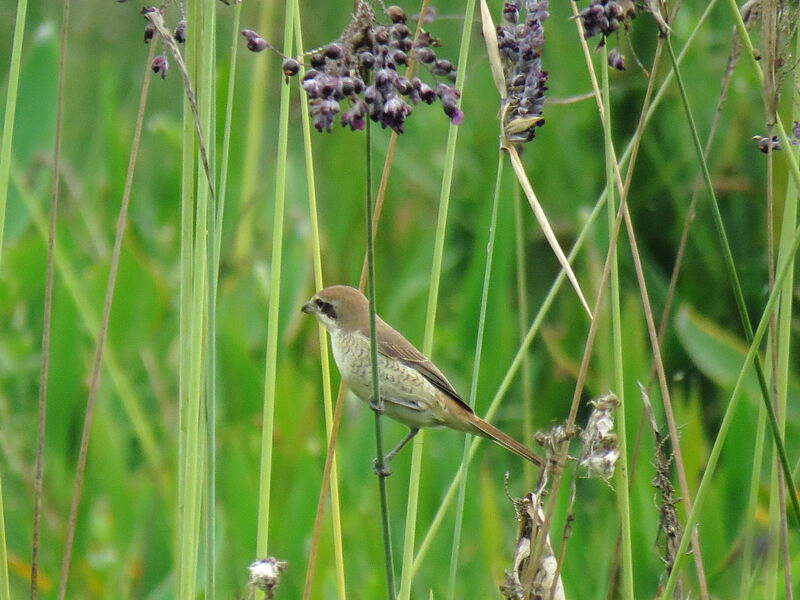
[
  {"left": 372, "top": 458, "right": 392, "bottom": 478},
  {"left": 369, "top": 399, "right": 384, "bottom": 415}
]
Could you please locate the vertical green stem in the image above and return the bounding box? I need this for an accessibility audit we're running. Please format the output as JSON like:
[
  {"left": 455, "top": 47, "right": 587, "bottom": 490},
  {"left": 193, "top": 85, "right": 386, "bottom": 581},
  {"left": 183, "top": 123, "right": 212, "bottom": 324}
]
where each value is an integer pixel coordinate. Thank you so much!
[
  {"left": 365, "top": 116, "right": 396, "bottom": 600},
  {"left": 600, "top": 44, "right": 633, "bottom": 600},
  {"left": 293, "top": 4, "right": 348, "bottom": 597},
  {"left": 513, "top": 183, "right": 535, "bottom": 489},
  {"left": 398, "top": 0, "right": 476, "bottom": 597},
  {"left": 0, "top": 0, "right": 27, "bottom": 272},
  {"left": 660, "top": 222, "right": 800, "bottom": 598},
  {"left": 665, "top": 36, "right": 800, "bottom": 527},
  {"left": 179, "top": 0, "right": 214, "bottom": 596},
  {"left": 0, "top": 473, "right": 9, "bottom": 600},
  {"left": 446, "top": 151, "right": 505, "bottom": 599},
  {"left": 203, "top": 0, "right": 221, "bottom": 595},
  {"left": 0, "top": 0, "right": 29, "bottom": 595},
  {"left": 255, "top": 0, "right": 294, "bottom": 559}
]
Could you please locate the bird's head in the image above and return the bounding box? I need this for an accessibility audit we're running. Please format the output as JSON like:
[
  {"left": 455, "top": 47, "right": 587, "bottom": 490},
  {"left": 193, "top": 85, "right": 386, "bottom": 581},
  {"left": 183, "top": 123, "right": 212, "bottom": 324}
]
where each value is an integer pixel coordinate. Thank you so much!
[{"left": 301, "top": 285, "right": 369, "bottom": 334}]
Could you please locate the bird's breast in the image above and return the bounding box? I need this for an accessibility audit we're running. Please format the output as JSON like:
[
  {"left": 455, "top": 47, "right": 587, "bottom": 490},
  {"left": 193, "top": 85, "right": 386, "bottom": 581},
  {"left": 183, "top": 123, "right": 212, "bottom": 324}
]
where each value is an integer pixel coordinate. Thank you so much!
[{"left": 329, "top": 330, "right": 442, "bottom": 417}]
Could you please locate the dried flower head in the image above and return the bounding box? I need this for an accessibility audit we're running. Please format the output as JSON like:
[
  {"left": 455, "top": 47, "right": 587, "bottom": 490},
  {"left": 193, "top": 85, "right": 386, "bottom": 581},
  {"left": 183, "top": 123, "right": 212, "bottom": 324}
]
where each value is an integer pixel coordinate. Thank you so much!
[
  {"left": 497, "top": 0, "right": 549, "bottom": 143},
  {"left": 272, "top": 0, "right": 462, "bottom": 133},
  {"left": 247, "top": 557, "right": 287, "bottom": 599},
  {"left": 578, "top": 393, "right": 620, "bottom": 481}
]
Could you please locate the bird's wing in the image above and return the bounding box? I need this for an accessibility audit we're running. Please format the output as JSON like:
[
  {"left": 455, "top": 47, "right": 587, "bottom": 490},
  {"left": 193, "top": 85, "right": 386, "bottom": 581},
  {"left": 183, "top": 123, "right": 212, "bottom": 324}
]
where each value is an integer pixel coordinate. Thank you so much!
[{"left": 376, "top": 319, "right": 474, "bottom": 414}]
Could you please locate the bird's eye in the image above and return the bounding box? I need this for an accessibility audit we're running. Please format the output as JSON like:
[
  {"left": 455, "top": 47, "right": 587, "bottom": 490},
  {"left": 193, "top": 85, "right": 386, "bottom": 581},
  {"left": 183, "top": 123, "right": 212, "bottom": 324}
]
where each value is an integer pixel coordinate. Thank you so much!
[{"left": 314, "top": 298, "right": 337, "bottom": 320}]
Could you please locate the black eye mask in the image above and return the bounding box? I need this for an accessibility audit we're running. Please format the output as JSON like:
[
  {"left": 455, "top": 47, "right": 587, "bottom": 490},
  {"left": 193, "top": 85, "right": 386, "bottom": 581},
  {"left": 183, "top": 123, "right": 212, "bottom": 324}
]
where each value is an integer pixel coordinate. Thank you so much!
[{"left": 316, "top": 299, "right": 337, "bottom": 320}]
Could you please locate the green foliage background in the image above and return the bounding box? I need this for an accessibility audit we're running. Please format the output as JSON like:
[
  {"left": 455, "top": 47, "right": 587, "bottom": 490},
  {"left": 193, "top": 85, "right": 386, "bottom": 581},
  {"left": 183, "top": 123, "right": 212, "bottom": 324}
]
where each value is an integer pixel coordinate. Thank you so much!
[{"left": 0, "top": 0, "right": 798, "bottom": 598}]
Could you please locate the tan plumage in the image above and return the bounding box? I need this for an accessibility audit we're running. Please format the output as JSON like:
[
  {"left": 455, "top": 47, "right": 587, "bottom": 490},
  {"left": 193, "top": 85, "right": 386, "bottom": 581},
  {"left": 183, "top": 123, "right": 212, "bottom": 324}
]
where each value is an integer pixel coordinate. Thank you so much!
[{"left": 302, "top": 285, "right": 542, "bottom": 467}]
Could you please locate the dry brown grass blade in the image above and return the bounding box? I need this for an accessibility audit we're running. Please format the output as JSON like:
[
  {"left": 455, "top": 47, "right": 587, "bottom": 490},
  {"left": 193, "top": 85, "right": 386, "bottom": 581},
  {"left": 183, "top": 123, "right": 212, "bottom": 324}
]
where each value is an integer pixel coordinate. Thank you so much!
[
  {"left": 56, "top": 45, "right": 154, "bottom": 600},
  {"left": 32, "top": 0, "right": 72, "bottom": 595},
  {"left": 144, "top": 9, "right": 215, "bottom": 201},
  {"left": 567, "top": 2, "right": 712, "bottom": 595},
  {"left": 506, "top": 146, "right": 593, "bottom": 319},
  {"left": 479, "top": 0, "right": 506, "bottom": 99}
]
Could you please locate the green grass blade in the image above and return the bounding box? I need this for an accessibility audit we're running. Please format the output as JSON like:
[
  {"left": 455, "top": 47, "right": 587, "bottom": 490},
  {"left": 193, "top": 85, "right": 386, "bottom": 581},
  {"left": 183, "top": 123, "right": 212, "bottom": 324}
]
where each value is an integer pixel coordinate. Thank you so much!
[
  {"left": 0, "top": 0, "right": 28, "bottom": 596},
  {"left": 292, "top": 4, "right": 348, "bottom": 597},
  {"left": 600, "top": 44, "right": 633, "bottom": 600},
  {"left": 397, "top": 0, "right": 477, "bottom": 596},
  {"left": 255, "top": 0, "right": 294, "bottom": 559},
  {"left": 445, "top": 151, "right": 505, "bottom": 599}
]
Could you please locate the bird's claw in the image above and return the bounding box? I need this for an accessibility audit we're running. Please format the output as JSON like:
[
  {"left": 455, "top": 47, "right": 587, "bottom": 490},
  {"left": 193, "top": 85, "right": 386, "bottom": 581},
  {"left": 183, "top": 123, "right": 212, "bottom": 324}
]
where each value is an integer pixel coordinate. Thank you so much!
[
  {"left": 372, "top": 458, "right": 392, "bottom": 478},
  {"left": 369, "top": 399, "right": 384, "bottom": 415}
]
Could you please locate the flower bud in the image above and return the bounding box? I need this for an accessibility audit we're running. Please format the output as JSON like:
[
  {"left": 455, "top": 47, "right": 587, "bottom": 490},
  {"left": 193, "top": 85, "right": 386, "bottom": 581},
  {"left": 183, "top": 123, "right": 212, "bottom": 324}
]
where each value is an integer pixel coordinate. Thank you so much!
[
  {"left": 241, "top": 29, "right": 268, "bottom": 53},
  {"left": 388, "top": 5, "right": 407, "bottom": 23},
  {"left": 607, "top": 48, "right": 625, "bottom": 70},
  {"left": 282, "top": 58, "right": 300, "bottom": 77},
  {"left": 152, "top": 54, "right": 169, "bottom": 79},
  {"left": 174, "top": 19, "right": 186, "bottom": 43},
  {"left": 324, "top": 43, "right": 342, "bottom": 60},
  {"left": 414, "top": 47, "right": 436, "bottom": 64}
]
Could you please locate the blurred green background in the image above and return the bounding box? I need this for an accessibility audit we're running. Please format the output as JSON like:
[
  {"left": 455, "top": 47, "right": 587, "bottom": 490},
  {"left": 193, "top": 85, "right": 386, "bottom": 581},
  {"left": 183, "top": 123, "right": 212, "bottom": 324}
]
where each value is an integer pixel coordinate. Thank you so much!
[{"left": 0, "top": 0, "right": 798, "bottom": 598}]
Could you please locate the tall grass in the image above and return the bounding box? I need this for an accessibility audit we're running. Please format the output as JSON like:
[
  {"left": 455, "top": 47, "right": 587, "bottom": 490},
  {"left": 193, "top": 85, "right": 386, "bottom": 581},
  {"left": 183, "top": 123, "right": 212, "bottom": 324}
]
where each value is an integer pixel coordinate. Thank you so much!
[{"left": 1, "top": 0, "right": 799, "bottom": 598}]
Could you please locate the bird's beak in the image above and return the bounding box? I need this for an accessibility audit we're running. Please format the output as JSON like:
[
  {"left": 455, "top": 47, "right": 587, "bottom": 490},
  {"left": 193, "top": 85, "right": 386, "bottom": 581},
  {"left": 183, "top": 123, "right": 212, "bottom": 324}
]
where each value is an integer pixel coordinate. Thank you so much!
[{"left": 301, "top": 300, "right": 316, "bottom": 314}]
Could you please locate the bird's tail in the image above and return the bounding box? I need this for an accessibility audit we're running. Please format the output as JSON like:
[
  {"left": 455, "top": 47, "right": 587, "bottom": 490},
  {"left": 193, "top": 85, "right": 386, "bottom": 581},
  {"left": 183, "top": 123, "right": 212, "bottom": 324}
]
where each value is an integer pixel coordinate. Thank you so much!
[{"left": 467, "top": 414, "right": 543, "bottom": 466}]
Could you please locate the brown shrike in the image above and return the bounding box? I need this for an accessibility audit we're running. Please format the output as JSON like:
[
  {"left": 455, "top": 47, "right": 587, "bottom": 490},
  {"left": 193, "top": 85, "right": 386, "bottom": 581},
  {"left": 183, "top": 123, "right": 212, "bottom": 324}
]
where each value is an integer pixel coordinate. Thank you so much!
[{"left": 302, "top": 285, "right": 543, "bottom": 470}]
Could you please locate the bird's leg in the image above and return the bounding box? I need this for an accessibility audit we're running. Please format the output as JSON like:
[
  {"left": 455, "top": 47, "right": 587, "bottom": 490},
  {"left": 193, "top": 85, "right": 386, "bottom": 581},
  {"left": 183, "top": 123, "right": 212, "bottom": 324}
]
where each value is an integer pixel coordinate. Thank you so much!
[
  {"left": 368, "top": 397, "right": 384, "bottom": 415},
  {"left": 372, "top": 428, "right": 419, "bottom": 477}
]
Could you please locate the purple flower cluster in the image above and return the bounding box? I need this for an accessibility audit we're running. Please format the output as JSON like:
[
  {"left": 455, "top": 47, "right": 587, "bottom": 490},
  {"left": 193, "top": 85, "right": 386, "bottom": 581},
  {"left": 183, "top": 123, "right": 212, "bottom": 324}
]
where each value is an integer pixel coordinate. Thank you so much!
[
  {"left": 578, "top": 0, "right": 636, "bottom": 40},
  {"left": 497, "top": 1, "right": 549, "bottom": 143},
  {"left": 260, "top": 3, "right": 463, "bottom": 133}
]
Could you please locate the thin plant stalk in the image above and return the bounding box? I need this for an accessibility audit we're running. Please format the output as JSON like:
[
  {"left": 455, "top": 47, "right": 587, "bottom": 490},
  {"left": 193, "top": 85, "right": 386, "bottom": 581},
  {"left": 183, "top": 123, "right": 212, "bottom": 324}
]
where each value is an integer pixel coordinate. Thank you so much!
[
  {"left": 44, "top": 0, "right": 71, "bottom": 595},
  {"left": 0, "top": 0, "right": 28, "bottom": 271},
  {"left": 178, "top": 0, "right": 215, "bottom": 595},
  {"left": 293, "top": 4, "right": 347, "bottom": 597},
  {"left": 177, "top": 8, "right": 197, "bottom": 586},
  {"left": 570, "top": 0, "right": 715, "bottom": 590},
  {"left": 411, "top": 3, "right": 714, "bottom": 570},
  {"left": 739, "top": 401, "right": 767, "bottom": 599},
  {"left": 723, "top": 0, "right": 800, "bottom": 189},
  {"left": 12, "top": 166, "right": 164, "bottom": 480},
  {"left": 0, "top": 30, "right": 27, "bottom": 594},
  {"left": 769, "top": 29, "right": 800, "bottom": 595},
  {"left": 300, "top": 0, "right": 438, "bottom": 583},
  {"left": 513, "top": 183, "right": 535, "bottom": 489},
  {"left": 397, "top": 0, "right": 476, "bottom": 596},
  {"left": 255, "top": 0, "right": 294, "bottom": 559},
  {"left": 659, "top": 219, "right": 800, "bottom": 598},
  {"left": 205, "top": 0, "right": 228, "bottom": 596},
  {"left": 0, "top": 0, "right": 30, "bottom": 594},
  {"left": 762, "top": 22, "right": 800, "bottom": 599},
  {"left": 232, "top": 0, "right": 275, "bottom": 261},
  {"left": 665, "top": 36, "right": 800, "bottom": 527},
  {"left": 364, "top": 117, "right": 397, "bottom": 600},
  {"left": 0, "top": 473, "right": 8, "bottom": 600},
  {"left": 599, "top": 44, "right": 633, "bottom": 600},
  {"left": 446, "top": 151, "right": 505, "bottom": 600},
  {"left": 411, "top": 190, "right": 606, "bottom": 577},
  {"left": 57, "top": 39, "right": 154, "bottom": 600}
]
